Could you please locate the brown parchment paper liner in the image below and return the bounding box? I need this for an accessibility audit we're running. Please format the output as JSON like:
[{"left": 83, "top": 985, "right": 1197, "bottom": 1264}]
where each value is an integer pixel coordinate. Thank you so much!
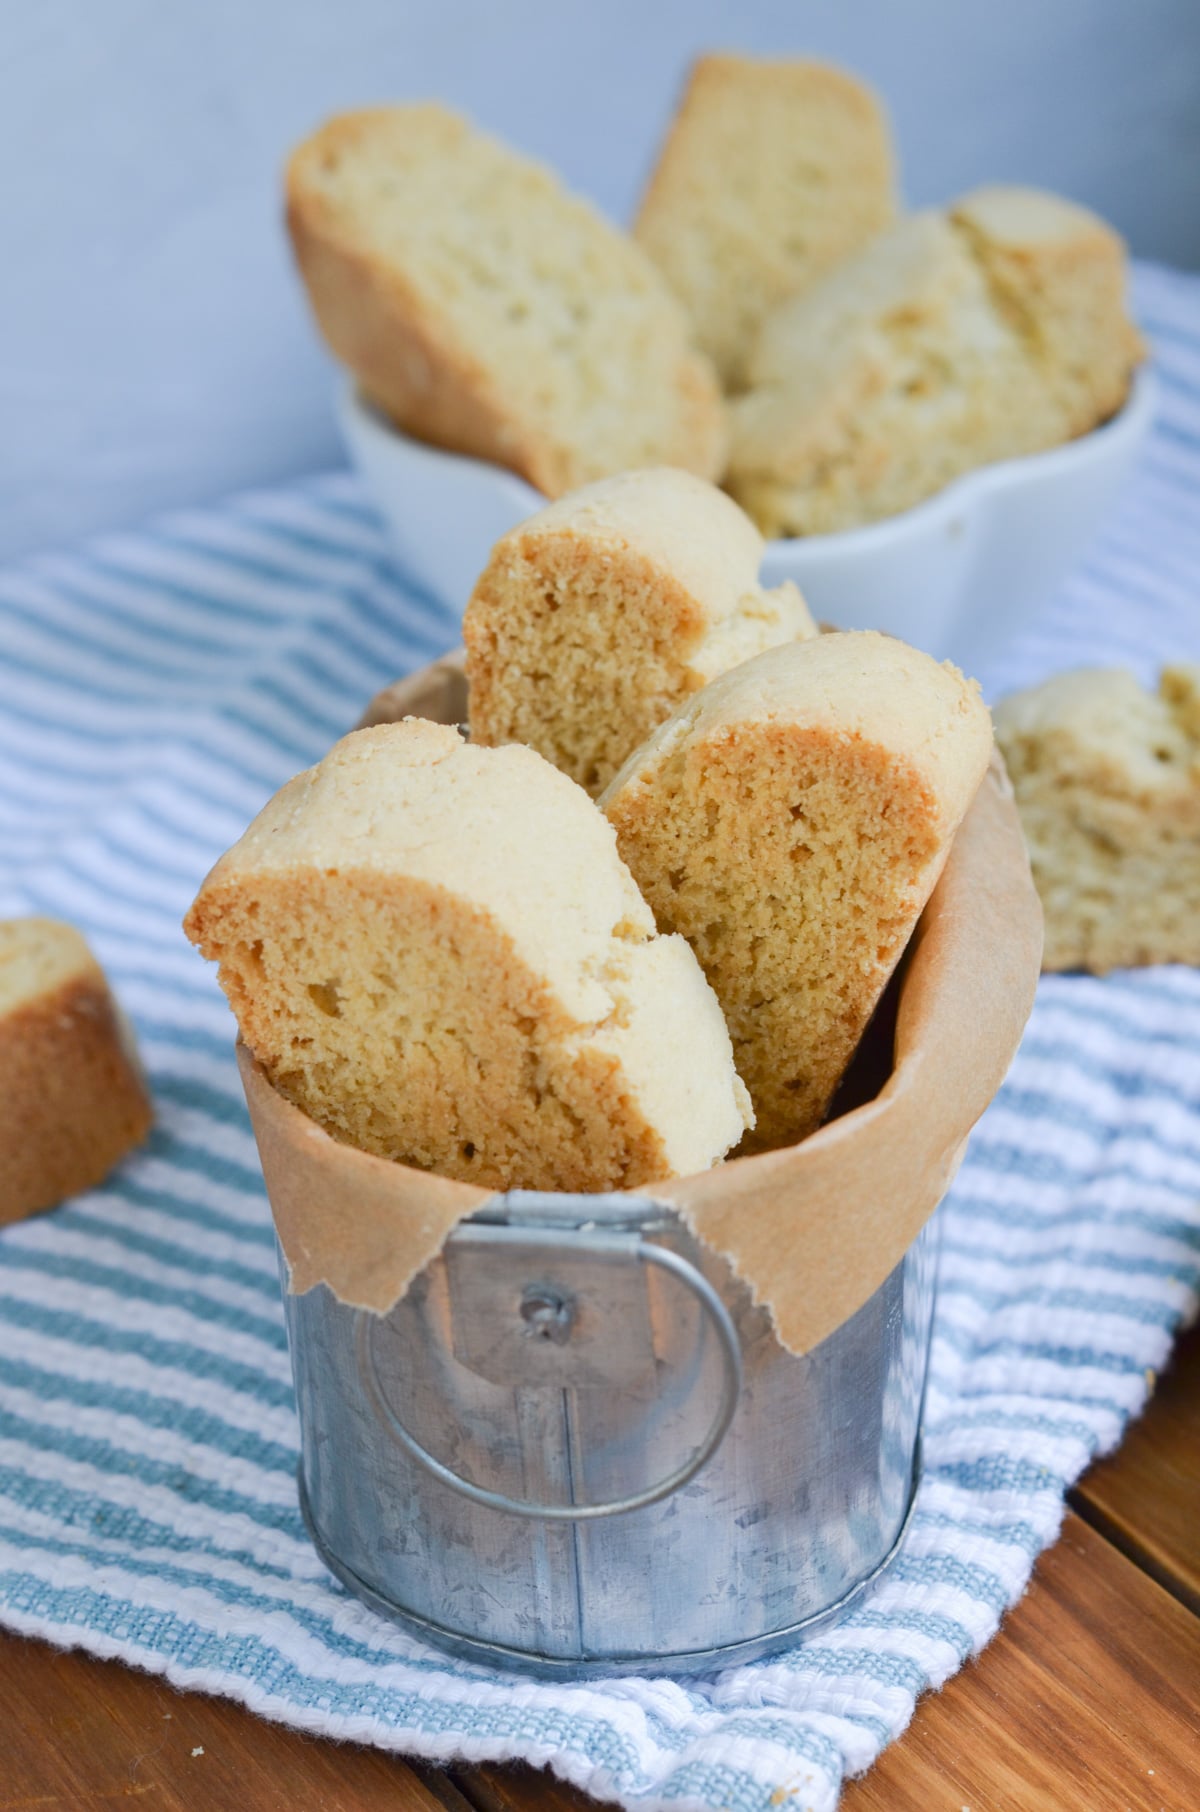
[{"left": 238, "top": 653, "right": 1043, "bottom": 1357}]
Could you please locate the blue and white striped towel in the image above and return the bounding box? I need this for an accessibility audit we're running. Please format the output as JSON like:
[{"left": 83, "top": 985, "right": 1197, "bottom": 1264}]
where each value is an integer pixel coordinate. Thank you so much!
[{"left": 0, "top": 262, "right": 1197, "bottom": 1812}]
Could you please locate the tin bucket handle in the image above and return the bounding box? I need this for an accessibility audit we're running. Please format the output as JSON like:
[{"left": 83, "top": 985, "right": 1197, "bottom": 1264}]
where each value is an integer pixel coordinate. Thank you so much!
[{"left": 355, "top": 1240, "right": 743, "bottom": 1521}]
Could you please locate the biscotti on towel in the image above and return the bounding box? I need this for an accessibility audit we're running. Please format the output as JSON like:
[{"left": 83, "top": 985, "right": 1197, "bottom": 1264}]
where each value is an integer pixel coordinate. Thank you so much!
[
  {"left": 635, "top": 54, "right": 896, "bottom": 389},
  {"left": 464, "top": 468, "right": 817, "bottom": 796},
  {"left": 601, "top": 632, "right": 994, "bottom": 1151},
  {"left": 286, "top": 105, "right": 726, "bottom": 498},
  {"left": 184, "top": 721, "right": 752, "bottom": 1190},
  {"left": 994, "top": 664, "right": 1200, "bottom": 974},
  {"left": 726, "top": 188, "right": 1143, "bottom": 537},
  {"left": 0, "top": 918, "right": 152, "bottom": 1223}
]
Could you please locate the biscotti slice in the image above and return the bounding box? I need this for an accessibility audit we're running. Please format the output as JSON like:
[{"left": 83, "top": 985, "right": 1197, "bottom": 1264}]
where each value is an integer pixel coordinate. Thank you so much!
[
  {"left": 0, "top": 918, "right": 152, "bottom": 1223},
  {"left": 635, "top": 54, "right": 897, "bottom": 388},
  {"left": 464, "top": 467, "right": 817, "bottom": 795},
  {"left": 994, "top": 664, "right": 1200, "bottom": 973},
  {"left": 287, "top": 105, "right": 726, "bottom": 498},
  {"left": 726, "top": 190, "right": 1142, "bottom": 538},
  {"left": 601, "top": 632, "right": 993, "bottom": 1150},
  {"left": 184, "top": 721, "right": 751, "bottom": 1191},
  {"left": 726, "top": 211, "right": 1015, "bottom": 536},
  {"left": 950, "top": 186, "right": 1145, "bottom": 444}
]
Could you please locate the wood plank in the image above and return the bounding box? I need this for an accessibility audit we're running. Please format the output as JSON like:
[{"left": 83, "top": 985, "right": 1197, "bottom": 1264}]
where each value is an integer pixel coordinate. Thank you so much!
[
  {"left": 1071, "top": 1316, "right": 1200, "bottom": 1614},
  {"left": 843, "top": 1512, "right": 1200, "bottom": 1812},
  {"left": 451, "top": 1512, "right": 1200, "bottom": 1812},
  {"left": 0, "top": 1630, "right": 455, "bottom": 1812},
  {"left": 452, "top": 1760, "right": 602, "bottom": 1812}
]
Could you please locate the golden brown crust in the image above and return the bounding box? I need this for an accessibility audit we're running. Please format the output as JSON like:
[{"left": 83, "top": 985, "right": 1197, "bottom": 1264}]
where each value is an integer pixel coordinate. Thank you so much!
[
  {"left": 286, "top": 196, "right": 547, "bottom": 482},
  {"left": 357, "top": 648, "right": 468, "bottom": 730},
  {"left": 0, "top": 971, "right": 152, "bottom": 1224}
]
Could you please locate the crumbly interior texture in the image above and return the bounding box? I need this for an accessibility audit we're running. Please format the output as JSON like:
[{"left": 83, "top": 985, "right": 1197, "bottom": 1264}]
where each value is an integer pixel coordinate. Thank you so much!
[
  {"left": 464, "top": 468, "right": 816, "bottom": 795},
  {"left": 601, "top": 632, "right": 994, "bottom": 1150},
  {"left": 184, "top": 721, "right": 751, "bottom": 1189},
  {"left": 727, "top": 188, "right": 1144, "bottom": 537},
  {"left": 286, "top": 105, "right": 726, "bottom": 497},
  {"left": 994, "top": 664, "right": 1200, "bottom": 973},
  {"left": 635, "top": 54, "right": 896, "bottom": 388},
  {"left": 0, "top": 917, "right": 152, "bottom": 1223}
]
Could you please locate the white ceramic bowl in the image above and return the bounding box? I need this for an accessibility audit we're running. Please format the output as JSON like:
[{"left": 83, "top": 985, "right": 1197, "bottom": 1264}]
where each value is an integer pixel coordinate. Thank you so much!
[{"left": 340, "top": 369, "right": 1154, "bottom": 671}]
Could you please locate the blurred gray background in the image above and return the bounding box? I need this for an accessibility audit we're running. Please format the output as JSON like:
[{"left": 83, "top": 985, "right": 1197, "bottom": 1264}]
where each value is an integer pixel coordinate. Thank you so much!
[{"left": 2, "top": 0, "right": 1198, "bottom": 561}]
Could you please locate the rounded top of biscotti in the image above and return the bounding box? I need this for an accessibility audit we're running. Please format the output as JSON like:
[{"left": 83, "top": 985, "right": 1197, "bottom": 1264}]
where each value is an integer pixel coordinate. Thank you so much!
[
  {"left": 602, "top": 630, "right": 994, "bottom": 825},
  {"left": 0, "top": 916, "right": 101, "bottom": 1012},
  {"left": 464, "top": 469, "right": 814, "bottom": 795},
  {"left": 994, "top": 664, "right": 1200, "bottom": 793},
  {"left": 950, "top": 185, "right": 1126, "bottom": 255},
  {"left": 479, "top": 468, "right": 771, "bottom": 621},
  {"left": 186, "top": 718, "right": 752, "bottom": 1184},
  {"left": 189, "top": 720, "right": 662, "bottom": 1027},
  {"left": 994, "top": 665, "right": 1148, "bottom": 735}
]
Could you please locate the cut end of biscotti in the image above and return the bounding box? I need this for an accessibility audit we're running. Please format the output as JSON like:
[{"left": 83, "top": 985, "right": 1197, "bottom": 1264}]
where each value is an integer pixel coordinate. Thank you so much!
[
  {"left": 0, "top": 917, "right": 152, "bottom": 1224},
  {"left": 185, "top": 720, "right": 752, "bottom": 1191},
  {"left": 601, "top": 631, "right": 994, "bottom": 1151},
  {"left": 464, "top": 467, "right": 817, "bottom": 795},
  {"left": 635, "top": 53, "right": 897, "bottom": 388},
  {"left": 994, "top": 663, "right": 1200, "bottom": 974},
  {"left": 286, "top": 104, "right": 726, "bottom": 497}
]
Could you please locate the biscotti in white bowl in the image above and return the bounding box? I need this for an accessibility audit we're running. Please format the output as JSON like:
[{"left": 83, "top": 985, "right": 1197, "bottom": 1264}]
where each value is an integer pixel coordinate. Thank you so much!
[
  {"left": 301, "top": 68, "right": 1151, "bottom": 668},
  {"left": 334, "top": 150, "right": 1150, "bottom": 671},
  {"left": 289, "top": 106, "right": 725, "bottom": 500}
]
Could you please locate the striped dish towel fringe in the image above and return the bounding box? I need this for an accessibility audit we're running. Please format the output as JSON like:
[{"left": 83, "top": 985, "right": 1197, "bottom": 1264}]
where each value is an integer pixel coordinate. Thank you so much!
[{"left": 0, "top": 260, "right": 1197, "bottom": 1812}]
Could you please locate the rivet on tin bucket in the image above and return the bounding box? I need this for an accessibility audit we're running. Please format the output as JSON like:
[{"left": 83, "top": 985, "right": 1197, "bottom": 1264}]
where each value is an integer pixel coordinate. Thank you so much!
[{"left": 355, "top": 1227, "right": 744, "bottom": 1522}]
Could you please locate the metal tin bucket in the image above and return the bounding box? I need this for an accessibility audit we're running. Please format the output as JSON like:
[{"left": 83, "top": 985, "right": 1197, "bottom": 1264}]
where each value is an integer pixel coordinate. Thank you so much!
[
  {"left": 284, "top": 1188, "right": 939, "bottom": 1677},
  {"left": 245, "top": 654, "right": 1041, "bottom": 1679}
]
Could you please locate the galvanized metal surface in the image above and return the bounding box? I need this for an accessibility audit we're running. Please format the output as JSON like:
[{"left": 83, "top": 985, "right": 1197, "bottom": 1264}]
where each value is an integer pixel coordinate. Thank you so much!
[
  {"left": 357, "top": 1227, "right": 745, "bottom": 1521},
  {"left": 283, "top": 1192, "right": 938, "bottom": 1677}
]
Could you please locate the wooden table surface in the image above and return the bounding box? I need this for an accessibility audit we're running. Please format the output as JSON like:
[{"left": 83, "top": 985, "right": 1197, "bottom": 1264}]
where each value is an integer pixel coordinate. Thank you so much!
[{"left": 2, "top": 1320, "right": 1197, "bottom": 1812}]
